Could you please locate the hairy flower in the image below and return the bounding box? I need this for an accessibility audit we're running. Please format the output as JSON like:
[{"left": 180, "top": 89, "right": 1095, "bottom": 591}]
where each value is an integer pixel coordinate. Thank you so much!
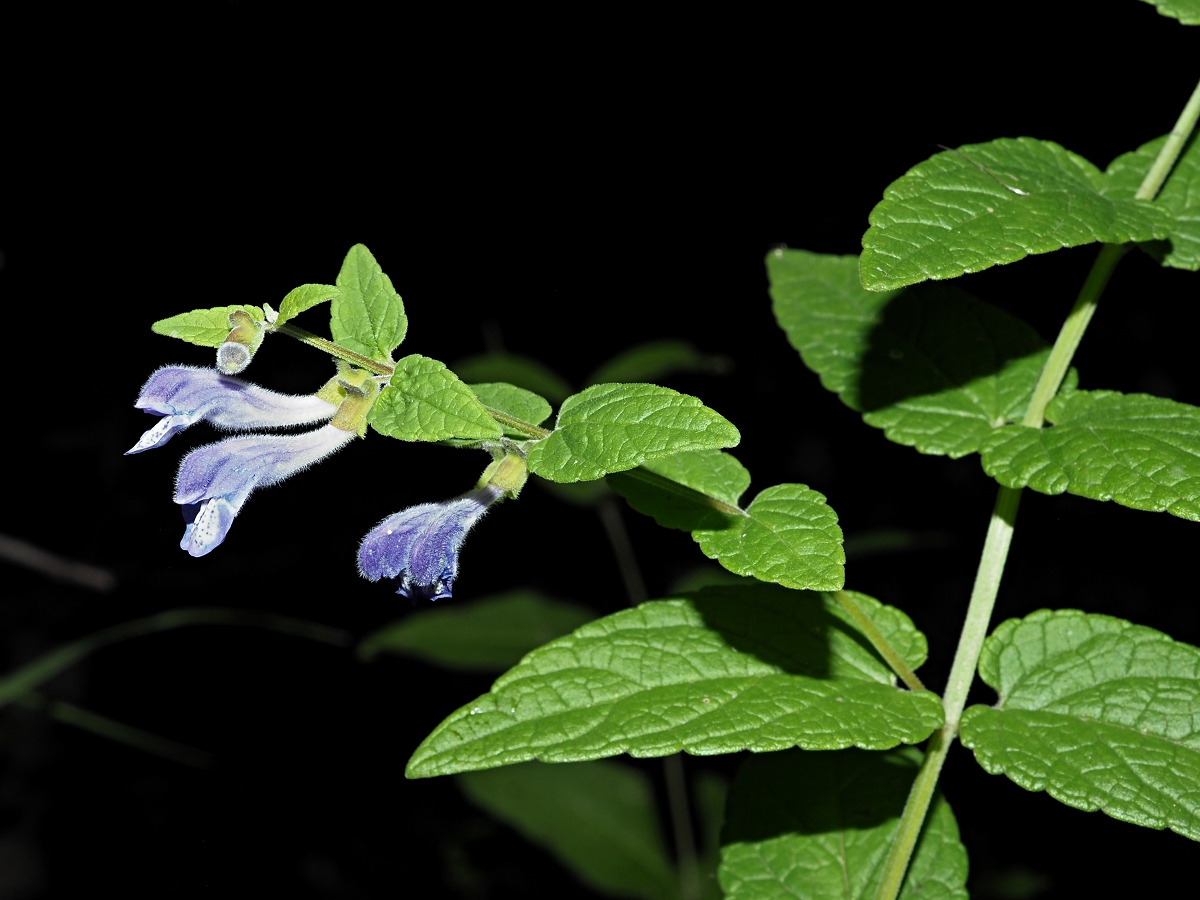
[
  {"left": 175, "top": 425, "right": 356, "bottom": 557},
  {"left": 358, "top": 486, "right": 503, "bottom": 601},
  {"left": 126, "top": 365, "right": 337, "bottom": 455}
]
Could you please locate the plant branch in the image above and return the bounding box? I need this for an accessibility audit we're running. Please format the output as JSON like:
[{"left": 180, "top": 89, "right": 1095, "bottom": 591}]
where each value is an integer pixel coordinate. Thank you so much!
[
  {"left": 829, "top": 590, "right": 925, "bottom": 692},
  {"left": 276, "top": 323, "right": 395, "bottom": 375},
  {"left": 1134, "top": 76, "right": 1200, "bottom": 202}
]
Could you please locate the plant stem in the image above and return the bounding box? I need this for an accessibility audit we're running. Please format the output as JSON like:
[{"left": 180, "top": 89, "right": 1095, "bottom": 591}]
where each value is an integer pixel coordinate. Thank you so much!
[
  {"left": 18, "top": 692, "right": 216, "bottom": 769},
  {"left": 482, "top": 406, "right": 551, "bottom": 439},
  {"left": 1134, "top": 76, "right": 1200, "bottom": 202},
  {"left": 276, "top": 323, "right": 394, "bottom": 375},
  {"left": 872, "top": 82, "right": 1200, "bottom": 900},
  {"left": 830, "top": 590, "right": 925, "bottom": 692}
]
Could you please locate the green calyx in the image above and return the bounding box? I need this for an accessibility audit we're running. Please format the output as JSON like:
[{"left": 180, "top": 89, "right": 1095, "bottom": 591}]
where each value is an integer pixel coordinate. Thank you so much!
[
  {"left": 479, "top": 451, "right": 529, "bottom": 499},
  {"left": 330, "top": 365, "right": 381, "bottom": 437},
  {"left": 216, "top": 308, "right": 267, "bottom": 374}
]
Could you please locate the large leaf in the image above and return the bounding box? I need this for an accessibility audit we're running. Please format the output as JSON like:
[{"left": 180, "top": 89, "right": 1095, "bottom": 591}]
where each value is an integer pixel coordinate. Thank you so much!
[
  {"left": 586, "top": 339, "right": 726, "bottom": 386},
  {"left": 330, "top": 244, "right": 408, "bottom": 363},
  {"left": 860, "top": 138, "right": 1173, "bottom": 290},
  {"left": 358, "top": 590, "right": 595, "bottom": 671},
  {"left": 274, "top": 283, "right": 341, "bottom": 328},
  {"left": 452, "top": 352, "right": 573, "bottom": 404},
  {"left": 458, "top": 760, "right": 679, "bottom": 900},
  {"left": 980, "top": 389, "right": 1200, "bottom": 522},
  {"left": 526, "top": 383, "right": 740, "bottom": 483},
  {"left": 1103, "top": 131, "right": 1200, "bottom": 270},
  {"left": 369, "top": 354, "right": 503, "bottom": 442},
  {"left": 960, "top": 609, "right": 1200, "bottom": 841},
  {"left": 768, "top": 249, "right": 1067, "bottom": 457},
  {"left": 720, "top": 748, "right": 968, "bottom": 899},
  {"left": 406, "top": 584, "right": 942, "bottom": 778},
  {"left": 151, "top": 304, "right": 263, "bottom": 347},
  {"left": 1137, "top": 0, "right": 1200, "bottom": 24}
]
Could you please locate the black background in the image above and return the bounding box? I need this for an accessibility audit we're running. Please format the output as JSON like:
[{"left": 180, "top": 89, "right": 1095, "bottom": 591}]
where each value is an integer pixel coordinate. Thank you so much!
[{"left": 3, "top": 2, "right": 1198, "bottom": 896}]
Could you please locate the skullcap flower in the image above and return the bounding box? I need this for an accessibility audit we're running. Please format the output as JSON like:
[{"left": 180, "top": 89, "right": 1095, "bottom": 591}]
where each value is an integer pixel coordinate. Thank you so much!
[
  {"left": 358, "top": 486, "right": 503, "bottom": 601},
  {"left": 126, "top": 365, "right": 337, "bottom": 455},
  {"left": 175, "top": 424, "right": 356, "bottom": 557}
]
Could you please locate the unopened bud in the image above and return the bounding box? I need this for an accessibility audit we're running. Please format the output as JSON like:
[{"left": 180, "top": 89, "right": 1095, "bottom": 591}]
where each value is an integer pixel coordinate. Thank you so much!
[{"left": 216, "top": 309, "right": 266, "bottom": 374}]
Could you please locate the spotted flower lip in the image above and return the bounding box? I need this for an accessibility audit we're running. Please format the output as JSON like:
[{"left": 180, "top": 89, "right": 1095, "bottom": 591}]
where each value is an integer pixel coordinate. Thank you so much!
[
  {"left": 175, "top": 424, "right": 355, "bottom": 557},
  {"left": 126, "top": 365, "right": 337, "bottom": 455},
  {"left": 358, "top": 486, "right": 503, "bottom": 601}
]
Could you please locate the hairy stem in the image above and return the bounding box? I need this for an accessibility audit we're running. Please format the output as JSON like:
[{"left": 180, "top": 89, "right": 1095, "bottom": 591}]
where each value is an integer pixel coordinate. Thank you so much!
[
  {"left": 873, "top": 81, "right": 1200, "bottom": 900},
  {"left": 277, "top": 323, "right": 394, "bottom": 375},
  {"left": 830, "top": 590, "right": 925, "bottom": 692}
]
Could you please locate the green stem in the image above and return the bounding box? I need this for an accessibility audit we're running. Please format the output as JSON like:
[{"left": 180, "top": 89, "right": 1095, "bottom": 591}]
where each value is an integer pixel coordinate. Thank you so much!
[
  {"left": 482, "top": 405, "right": 551, "bottom": 439},
  {"left": 1134, "top": 77, "right": 1200, "bottom": 202},
  {"left": 19, "top": 692, "right": 216, "bottom": 769},
  {"left": 830, "top": 590, "right": 925, "bottom": 692},
  {"left": 0, "top": 608, "right": 350, "bottom": 709},
  {"left": 276, "top": 323, "right": 394, "bottom": 375},
  {"left": 873, "top": 81, "right": 1200, "bottom": 900}
]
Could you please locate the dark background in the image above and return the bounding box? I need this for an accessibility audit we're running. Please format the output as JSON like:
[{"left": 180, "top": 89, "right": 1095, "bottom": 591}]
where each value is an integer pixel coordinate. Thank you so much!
[{"left": 3, "top": 2, "right": 1198, "bottom": 896}]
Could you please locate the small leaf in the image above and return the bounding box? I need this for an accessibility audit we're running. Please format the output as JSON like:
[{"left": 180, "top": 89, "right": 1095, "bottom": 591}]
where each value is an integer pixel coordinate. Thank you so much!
[
  {"left": 1103, "top": 131, "right": 1200, "bottom": 270},
  {"left": 274, "top": 283, "right": 341, "bottom": 328},
  {"left": 458, "top": 760, "right": 679, "bottom": 900},
  {"left": 526, "top": 383, "right": 740, "bottom": 483},
  {"left": 151, "top": 305, "right": 263, "bottom": 348},
  {"left": 369, "top": 354, "right": 503, "bottom": 442},
  {"left": 694, "top": 484, "right": 845, "bottom": 592},
  {"left": 960, "top": 609, "right": 1200, "bottom": 841},
  {"left": 719, "top": 748, "right": 968, "bottom": 900},
  {"left": 980, "top": 389, "right": 1200, "bottom": 522},
  {"left": 769, "top": 249, "right": 1067, "bottom": 457},
  {"left": 586, "top": 339, "right": 727, "bottom": 386},
  {"left": 468, "top": 382, "right": 553, "bottom": 437},
  {"left": 1137, "top": 0, "right": 1200, "bottom": 24},
  {"left": 452, "top": 352, "right": 573, "bottom": 404},
  {"left": 406, "top": 584, "right": 942, "bottom": 778},
  {"left": 860, "top": 138, "right": 1173, "bottom": 290},
  {"left": 358, "top": 590, "right": 595, "bottom": 671},
  {"left": 330, "top": 244, "right": 408, "bottom": 363}
]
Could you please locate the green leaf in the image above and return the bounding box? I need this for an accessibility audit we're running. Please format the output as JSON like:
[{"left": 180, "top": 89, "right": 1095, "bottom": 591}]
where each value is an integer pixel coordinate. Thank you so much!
[
  {"left": 467, "top": 382, "right": 553, "bottom": 437},
  {"left": 330, "top": 244, "right": 408, "bottom": 363},
  {"left": 369, "top": 354, "right": 503, "bottom": 442},
  {"left": 452, "top": 352, "right": 573, "bottom": 404},
  {"left": 526, "top": 383, "right": 740, "bottom": 483},
  {"left": 357, "top": 590, "right": 595, "bottom": 671},
  {"left": 151, "top": 305, "right": 263, "bottom": 348},
  {"left": 458, "top": 760, "right": 679, "bottom": 900},
  {"left": 586, "top": 339, "right": 726, "bottom": 386},
  {"left": 1137, "top": 0, "right": 1200, "bottom": 24},
  {"left": 860, "top": 138, "right": 1173, "bottom": 290},
  {"left": 406, "top": 584, "right": 942, "bottom": 778},
  {"left": 1104, "top": 131, "right": 1200, "bottom": 269},
  {"left": 768, "top": 248, "right": 1069, "bottom": 457},
  {"left": 719, "top": 748, "right": 967, "bottom": 900},
  {"left": 980, "top": 389, "right": 1200, "bottom": 522},
  {"left": 695, "top": 485, "right": 845, "bottom": 592},
  {"left": 274, "top": 283, "right": 341, "bottom": 328},
  {"left": 960, "top": 609, "right": 1200, "bottom": 841},
  {"left": 607, "top": 450, "right": 751, "bottom": 531}
]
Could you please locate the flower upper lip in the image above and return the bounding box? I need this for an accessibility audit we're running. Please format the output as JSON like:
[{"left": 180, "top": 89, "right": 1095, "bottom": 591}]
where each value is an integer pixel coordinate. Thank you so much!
[{"left": 126, "top": 365, "right": 337, "bottom": 455}]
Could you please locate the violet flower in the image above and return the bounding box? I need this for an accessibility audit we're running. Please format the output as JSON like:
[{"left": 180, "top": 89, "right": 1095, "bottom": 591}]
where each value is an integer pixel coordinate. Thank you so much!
[
  {"left": 126, "top": 365, "right": 337, "bottom": 455},
  {"left": 358, "top": 486, "right": 503, "bottom": 601},
  {"left": 175, "top": 424, "right": 356, "bottom": 557}
]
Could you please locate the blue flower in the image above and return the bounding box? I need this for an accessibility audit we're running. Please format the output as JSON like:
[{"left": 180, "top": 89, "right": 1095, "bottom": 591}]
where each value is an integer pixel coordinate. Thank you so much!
[
  {"left": 174, "top": 424, "right": 356, "bottom": 557},
  {"left": 126, "top": 366, "right": 337, "bottom": 455},
  {"left": 358, "top": 486, "right": 503, "bottom": 601}
]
